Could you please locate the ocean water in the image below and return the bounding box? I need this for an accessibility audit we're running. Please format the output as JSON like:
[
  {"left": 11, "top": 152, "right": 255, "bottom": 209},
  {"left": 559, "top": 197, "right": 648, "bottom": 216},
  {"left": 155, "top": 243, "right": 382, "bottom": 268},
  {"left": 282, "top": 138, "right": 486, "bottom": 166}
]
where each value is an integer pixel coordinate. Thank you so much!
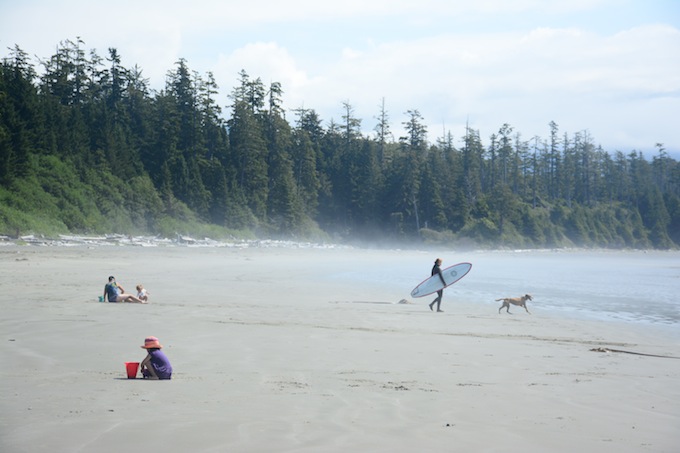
[
  {"left": 4, "top": 237, "right": 678, "bottom": 329},
  {"left": 342, "top": 249, "right": 680, "bottom": 328},
  {"left": 459, "top": 250, "right": 680, "bottom": 326}
]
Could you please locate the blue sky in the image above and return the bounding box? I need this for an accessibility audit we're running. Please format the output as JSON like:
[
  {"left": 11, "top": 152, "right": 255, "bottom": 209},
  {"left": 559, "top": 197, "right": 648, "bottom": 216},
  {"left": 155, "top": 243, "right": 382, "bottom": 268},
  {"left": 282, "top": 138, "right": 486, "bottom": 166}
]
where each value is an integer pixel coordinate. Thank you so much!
[{"left": 2, "top": 0, "right": 679, "bottom": 157}]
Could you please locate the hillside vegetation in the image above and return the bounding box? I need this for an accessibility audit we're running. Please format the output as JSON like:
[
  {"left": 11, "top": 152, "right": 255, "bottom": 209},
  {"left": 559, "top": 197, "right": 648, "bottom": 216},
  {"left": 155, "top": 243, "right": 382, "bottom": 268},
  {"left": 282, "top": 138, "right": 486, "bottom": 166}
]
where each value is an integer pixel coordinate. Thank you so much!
[{"left": 1, "top": 40, "right": 679, "bottom": 248}]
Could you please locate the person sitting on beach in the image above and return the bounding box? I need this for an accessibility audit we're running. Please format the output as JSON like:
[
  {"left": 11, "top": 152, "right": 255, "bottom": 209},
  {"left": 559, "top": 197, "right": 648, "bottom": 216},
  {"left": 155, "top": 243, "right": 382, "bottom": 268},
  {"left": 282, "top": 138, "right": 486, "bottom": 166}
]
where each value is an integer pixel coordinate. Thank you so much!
[
  {"left": 140, "top": 336, "right": 172, "bottom": 380},
  {"left": 103, "top": 276, "right": 145, "bottom": 303},
  {"left": 136, "top": 284, "right": 149, "bottom": 302}
]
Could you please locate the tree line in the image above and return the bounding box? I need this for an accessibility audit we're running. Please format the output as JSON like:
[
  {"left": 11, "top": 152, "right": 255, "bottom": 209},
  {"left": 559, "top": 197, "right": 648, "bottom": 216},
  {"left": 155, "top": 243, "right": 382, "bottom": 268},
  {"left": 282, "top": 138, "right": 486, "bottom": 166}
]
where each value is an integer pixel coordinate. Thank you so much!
[{"left": 1, "top": 39, "right": 679, "bottom": 248}]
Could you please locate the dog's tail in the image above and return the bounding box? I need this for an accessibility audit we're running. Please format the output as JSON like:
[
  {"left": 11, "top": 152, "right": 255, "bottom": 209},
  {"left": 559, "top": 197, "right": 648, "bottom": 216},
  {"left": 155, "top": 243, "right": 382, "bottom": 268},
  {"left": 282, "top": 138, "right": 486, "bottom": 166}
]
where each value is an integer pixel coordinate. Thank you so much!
[{"left": 495, "top": 298, "right": 505, "bottom": 302}]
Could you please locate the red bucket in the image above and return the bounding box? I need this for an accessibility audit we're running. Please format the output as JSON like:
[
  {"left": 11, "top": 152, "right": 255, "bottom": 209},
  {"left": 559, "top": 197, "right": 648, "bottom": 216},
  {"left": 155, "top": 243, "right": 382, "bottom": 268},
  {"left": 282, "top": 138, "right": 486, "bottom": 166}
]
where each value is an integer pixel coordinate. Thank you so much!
[{"left": 125, "top": 362, "right": 139, "bottom": 379}]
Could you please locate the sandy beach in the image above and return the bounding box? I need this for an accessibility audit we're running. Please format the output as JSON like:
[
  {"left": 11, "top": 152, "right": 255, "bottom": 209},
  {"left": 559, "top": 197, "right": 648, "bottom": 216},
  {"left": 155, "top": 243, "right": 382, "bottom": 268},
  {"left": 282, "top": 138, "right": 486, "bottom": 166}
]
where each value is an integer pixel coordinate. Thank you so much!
[{"left": 1, "top": 245, "right": 679, "bottom": 452}]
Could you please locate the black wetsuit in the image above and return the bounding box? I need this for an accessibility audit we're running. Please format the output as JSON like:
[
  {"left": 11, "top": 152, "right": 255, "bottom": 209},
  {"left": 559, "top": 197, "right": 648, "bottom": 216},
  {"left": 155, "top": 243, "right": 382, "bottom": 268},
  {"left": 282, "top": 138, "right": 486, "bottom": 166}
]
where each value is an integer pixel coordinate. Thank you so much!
[{"left": 430, "top": 262, "right": 446, "bottom": 311}]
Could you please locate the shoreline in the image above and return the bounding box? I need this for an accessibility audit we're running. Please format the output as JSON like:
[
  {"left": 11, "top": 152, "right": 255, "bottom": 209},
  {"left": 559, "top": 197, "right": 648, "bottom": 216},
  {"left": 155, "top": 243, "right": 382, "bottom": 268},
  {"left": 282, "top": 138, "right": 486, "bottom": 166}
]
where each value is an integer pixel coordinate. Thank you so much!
[
  {"left": 2, "top": 243, "right": 679, "bottom": 328},
  {"left": 3, "top": 232, "right": 680, "bottom": 252}
]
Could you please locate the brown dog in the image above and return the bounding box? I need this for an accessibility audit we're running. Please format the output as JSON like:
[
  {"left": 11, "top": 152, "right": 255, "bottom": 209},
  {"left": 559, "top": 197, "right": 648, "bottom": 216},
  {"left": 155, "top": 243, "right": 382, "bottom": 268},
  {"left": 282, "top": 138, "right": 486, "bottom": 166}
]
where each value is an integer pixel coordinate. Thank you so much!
[{"left": 497, "top": 294, "right": 533, "bottom": 314}]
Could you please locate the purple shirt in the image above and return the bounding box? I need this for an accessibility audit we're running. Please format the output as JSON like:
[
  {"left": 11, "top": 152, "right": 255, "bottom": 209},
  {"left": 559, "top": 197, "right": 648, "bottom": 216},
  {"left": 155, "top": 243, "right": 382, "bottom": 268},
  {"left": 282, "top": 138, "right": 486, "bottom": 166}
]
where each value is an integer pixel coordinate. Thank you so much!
[{"left": 146, "top": 349, "right": 173, "bottom": 379}]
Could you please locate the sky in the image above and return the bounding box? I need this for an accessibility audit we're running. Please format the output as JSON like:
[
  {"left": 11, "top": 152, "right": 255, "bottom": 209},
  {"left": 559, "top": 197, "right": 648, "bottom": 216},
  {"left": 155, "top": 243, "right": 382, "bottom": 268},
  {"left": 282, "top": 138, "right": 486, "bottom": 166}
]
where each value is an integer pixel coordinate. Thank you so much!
[{"left": 1, "top": 0, "right": 679, "bottom": 158}]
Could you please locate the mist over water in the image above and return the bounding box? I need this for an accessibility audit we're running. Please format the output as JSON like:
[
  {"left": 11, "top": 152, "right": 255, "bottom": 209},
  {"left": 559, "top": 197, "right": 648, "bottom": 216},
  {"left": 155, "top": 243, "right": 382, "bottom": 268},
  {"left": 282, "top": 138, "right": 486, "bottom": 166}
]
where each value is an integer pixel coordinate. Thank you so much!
[
  {"left": 463, "top": 250, "right": 679, "bottom": 326},
  {"left": 338, "top": 249, "right": 680, "bottom": 327},
  {"left": 5, "top": 236, "right": 678, "bottom": 328}
]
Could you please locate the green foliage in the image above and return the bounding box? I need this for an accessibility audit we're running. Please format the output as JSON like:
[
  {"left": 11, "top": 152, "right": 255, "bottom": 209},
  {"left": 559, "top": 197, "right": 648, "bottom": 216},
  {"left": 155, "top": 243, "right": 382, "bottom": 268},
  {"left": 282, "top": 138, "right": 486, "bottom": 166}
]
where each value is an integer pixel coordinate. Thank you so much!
[
  {"left": 0, "top": 42, "right": 678, "bottom": 248},
  {"left": 154, "top": 214, "right": 253, "bottom": 241},
  {"left": 459, "top": 217, "right": 499, "bottom": 244},
  {"left": 420, "top": 228, "right": 456, "bottom": 245},
  {"left": 0, "top": 191, "right": 69, "bottom": 236}
]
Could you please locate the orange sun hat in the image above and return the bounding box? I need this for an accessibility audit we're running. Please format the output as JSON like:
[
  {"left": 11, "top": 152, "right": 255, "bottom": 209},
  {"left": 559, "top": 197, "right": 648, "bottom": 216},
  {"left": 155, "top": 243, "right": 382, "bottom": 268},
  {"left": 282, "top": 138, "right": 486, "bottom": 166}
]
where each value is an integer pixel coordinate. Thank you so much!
[{"left": 141, "top": 336, "right": 163, "bottom": 349}]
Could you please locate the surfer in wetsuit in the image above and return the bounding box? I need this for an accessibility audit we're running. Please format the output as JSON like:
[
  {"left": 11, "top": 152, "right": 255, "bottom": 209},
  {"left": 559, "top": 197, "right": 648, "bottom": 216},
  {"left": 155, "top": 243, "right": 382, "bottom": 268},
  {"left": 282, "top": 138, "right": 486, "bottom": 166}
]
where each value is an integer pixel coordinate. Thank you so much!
[{"left": 429, "top": 258, "right": 446, "bottom": 312}]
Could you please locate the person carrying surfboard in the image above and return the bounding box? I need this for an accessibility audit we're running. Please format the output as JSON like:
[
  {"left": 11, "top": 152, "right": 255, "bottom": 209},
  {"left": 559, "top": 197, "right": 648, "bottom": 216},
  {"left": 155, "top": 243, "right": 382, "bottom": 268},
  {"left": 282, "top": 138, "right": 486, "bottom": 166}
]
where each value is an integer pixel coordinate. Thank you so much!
[{"left": 429, "top": 258, "right": 446, "bottom": 312}]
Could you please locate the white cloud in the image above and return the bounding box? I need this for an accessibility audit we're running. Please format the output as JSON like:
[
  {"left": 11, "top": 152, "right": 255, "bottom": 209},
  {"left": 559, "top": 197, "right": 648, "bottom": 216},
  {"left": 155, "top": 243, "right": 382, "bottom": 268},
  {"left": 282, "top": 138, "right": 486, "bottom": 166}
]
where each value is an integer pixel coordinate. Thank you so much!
[
  {"left": 282, "top": 21, "right": 679, "bottom": 150},
  {"left": 213, "top": 42, "right": 315, "bottom": 100},
  {"left": 1, "top": 0, "right": 678, "bottom": 154}
]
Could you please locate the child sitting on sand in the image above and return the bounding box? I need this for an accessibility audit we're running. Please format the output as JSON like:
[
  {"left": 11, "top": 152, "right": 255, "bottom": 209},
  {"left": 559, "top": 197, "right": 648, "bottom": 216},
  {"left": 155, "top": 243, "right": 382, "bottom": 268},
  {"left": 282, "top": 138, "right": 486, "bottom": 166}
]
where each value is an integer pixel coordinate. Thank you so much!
[
  {"left": 136, "top": 284, "right": 149, "bottom": 302},
  {"left": 139, "top": 336, "right": 172, "bottom": 380},
  {"left": 103, "top": 276, "right": 145, "bottom": 303}
]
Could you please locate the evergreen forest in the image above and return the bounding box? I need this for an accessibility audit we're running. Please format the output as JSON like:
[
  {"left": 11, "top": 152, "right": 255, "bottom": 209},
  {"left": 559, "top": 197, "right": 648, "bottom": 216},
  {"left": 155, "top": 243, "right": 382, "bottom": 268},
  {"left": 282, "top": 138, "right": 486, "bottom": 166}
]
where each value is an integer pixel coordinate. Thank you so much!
[{"left": 1, "top": 40, "right": 679, "bottom": 248}]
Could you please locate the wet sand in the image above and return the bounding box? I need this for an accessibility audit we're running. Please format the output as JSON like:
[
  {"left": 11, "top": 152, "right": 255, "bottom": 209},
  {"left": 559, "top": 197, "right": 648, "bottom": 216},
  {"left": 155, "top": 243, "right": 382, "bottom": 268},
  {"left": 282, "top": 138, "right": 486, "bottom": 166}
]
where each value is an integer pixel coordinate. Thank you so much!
[{"left": 1, "top": 245, "right": 679, "bottom": 452}]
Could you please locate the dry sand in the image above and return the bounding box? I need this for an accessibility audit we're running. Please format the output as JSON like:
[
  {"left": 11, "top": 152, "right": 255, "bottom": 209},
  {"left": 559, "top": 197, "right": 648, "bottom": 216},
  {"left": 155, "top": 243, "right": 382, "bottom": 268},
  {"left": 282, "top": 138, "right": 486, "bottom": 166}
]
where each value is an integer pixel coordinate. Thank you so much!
[{"left": 1, "top": 245, "right": 679, "bottom": 452}]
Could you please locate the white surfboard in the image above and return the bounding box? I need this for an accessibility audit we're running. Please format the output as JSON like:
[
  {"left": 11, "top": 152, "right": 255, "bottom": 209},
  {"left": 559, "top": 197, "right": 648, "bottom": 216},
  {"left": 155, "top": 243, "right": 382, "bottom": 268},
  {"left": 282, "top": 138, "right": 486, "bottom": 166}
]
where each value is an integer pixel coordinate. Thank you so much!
[{"left": 410, "top": 262, "right": 472, "bottom": 298}]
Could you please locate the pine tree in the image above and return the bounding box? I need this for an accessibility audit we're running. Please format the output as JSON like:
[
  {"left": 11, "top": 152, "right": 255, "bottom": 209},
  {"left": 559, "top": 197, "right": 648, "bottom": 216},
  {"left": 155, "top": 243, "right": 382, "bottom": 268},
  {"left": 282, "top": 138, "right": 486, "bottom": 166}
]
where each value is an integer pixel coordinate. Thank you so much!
[
  {"left": 393, "top": 109, "right": 427, "bottom": 233},
  {"left": 228, "top": 71, "right": 268, "bottom": 220},
  {"left": 291, "top": 111, "right": 321, "bottom": 216},
  {"left": 0, "top": 46, "right": 37, "bottom": 182}
]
